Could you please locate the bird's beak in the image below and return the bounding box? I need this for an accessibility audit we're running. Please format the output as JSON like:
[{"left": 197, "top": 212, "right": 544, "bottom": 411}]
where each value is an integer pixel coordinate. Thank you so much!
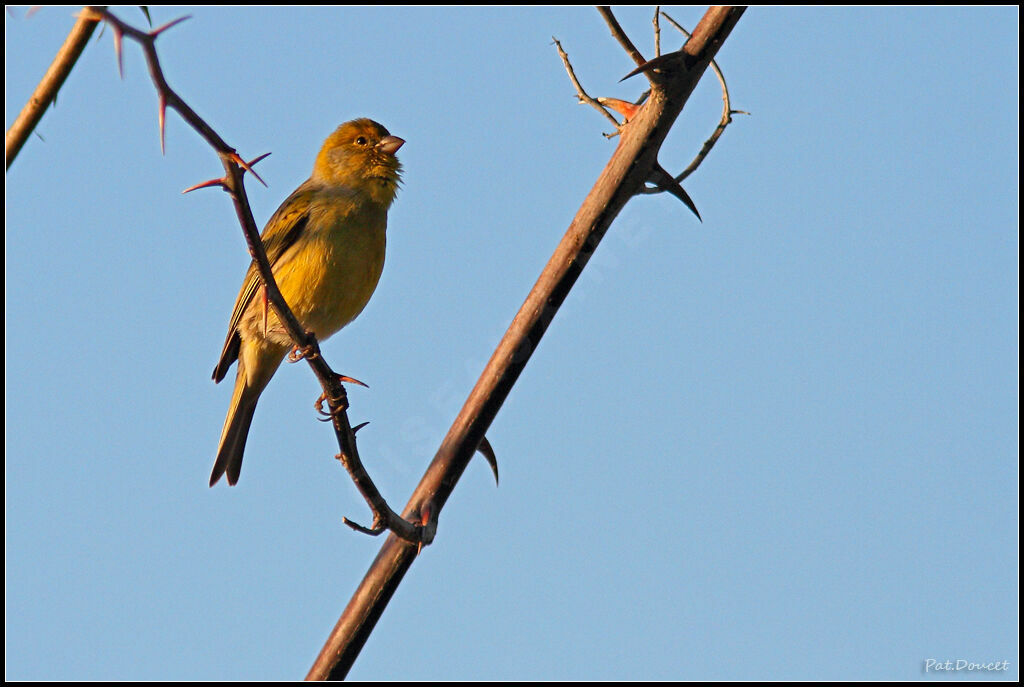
[{"left": 377, "top": 136, "right": 405, "bottom": 155}]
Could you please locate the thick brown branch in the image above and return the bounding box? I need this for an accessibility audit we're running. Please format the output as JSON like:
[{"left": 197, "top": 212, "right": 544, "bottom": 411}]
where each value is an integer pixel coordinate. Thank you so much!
[
  {"left": 5, "top": 9, "right": 101, "bottom": 169},
  {"left": 306, "top": 5, "right": 746, "bottom": 680},
  {"left": 85, "top": 7, "right": 420, "bottom": 543}
]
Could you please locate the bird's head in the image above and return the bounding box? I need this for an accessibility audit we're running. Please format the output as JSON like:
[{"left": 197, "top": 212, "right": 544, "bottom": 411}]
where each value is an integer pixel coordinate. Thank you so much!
[{"left": 313, "top": 118, "right": 404, "bottom": 206}]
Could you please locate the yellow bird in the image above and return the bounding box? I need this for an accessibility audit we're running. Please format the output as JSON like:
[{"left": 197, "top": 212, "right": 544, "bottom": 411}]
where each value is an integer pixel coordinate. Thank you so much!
[{"left": 210, "top": 118, "right": 404, "bottom": 486}]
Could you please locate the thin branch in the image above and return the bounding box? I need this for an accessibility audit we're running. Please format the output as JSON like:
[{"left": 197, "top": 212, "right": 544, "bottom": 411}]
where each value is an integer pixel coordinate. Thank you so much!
[
  {"left": 653, "top": 5, "right": 661, "bottom": 58},
  {"left": 552, "top": 37, "right": 622, "bottom": 131},
  {"left": 306, "top": 5, "right": 746, "bottom": 680},
  {"left": 597, "top": 5, "right": 647, "bottom": 70},
  {"left": 6, "top": 8, "right": 101, "bottom": 169},
  {"left": 83, "top": 7, "right": 422, "bottom": 544}
]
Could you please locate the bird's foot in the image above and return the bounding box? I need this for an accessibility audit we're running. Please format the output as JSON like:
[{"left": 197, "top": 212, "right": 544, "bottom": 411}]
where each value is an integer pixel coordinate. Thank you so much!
[
  {"left": 287, "top": 332, "right": 321, "bottom": 363},
  {"left": 314, "top": 374, "right": 368, "bottom": 419}
]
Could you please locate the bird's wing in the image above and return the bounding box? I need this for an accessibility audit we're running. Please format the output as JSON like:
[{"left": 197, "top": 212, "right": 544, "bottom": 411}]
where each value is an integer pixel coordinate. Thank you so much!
[{"left": 212, "top": 182, "right": 318, "bottom": 382}]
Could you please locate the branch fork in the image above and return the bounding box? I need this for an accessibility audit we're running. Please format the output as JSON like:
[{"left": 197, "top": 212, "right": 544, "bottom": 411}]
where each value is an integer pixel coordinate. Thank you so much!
[{"left": 556, "top": 7, "right": 748, "bottom": 219}]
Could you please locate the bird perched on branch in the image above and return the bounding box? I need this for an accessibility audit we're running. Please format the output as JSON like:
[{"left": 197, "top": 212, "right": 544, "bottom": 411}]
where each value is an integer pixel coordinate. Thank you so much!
[{"left": 210, "top": 118, "right": 404, "bottom": 487}]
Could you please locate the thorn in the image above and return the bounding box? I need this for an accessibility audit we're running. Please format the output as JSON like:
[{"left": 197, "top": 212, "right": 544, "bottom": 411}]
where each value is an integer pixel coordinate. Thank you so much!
[
  {"left": 648, "top": 164, "right": 702, "bottom": 222},
  {"left": 248, "top": 152, "right": 273, "bottom": 167},
  {"left": 420, "top": 502, "right": 432, "bottom": 526},
  {"left": 181, "top": 177, "right": 226, "bottom": 193},
  {"left": 417, "top": 502, "right": 435, "bottom": 555},
  {"left": 597, "top": 97, "right": 641, "bottom": 122},
  {"left": 150, "top": 15, "right": 191, "bottom": 38},
  {"left": 244, "top": 157, "right": 269, "bottom": 187},
  {"left": 620, "top": 50, "right": 683, "bottom": 82},
  {"left": 113, "top": 27, "right": 124, "bottom": 79},
  {"left": 352, "top": 421, "right": 369, "bottom": 434},
  {"left": 476, "top": 436, "right": 499, "bottom": 486},
  {"left": 158, "top": 94, "right": 167, "bottom": 154},
  {"left": 230, "top": 152, "right": 268, "bottom": 188},
  {"left": 336, "top": 374, "right": 368, "bottom": 389},
  {"left": 139, "top": 6, "right": 152, "bottom": 27}
]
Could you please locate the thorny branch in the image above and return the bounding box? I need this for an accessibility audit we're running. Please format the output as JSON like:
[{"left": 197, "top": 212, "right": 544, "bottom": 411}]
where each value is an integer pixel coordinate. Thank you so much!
[
  {"left": 639, "top": 10, "right": 750, "bottom": 190},
  {"left": 81, "top": 6, "right": 424, "bottom": 543},
  {"left": 307, "top": 5, "right": 746, "bottom": 680},
  {"left": 559, "top": 8, "right": 747, "bottom": 200}
]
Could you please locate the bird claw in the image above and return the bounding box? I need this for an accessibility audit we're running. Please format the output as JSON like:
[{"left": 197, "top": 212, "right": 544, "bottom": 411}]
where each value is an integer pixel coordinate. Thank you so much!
[
  {"left": 287, "top": 334, "right": 320, "bottom": 363},
  {"left": 287, "top": 346, "right": 310, "bottom": 363},
  {"left": 315, "top": 390, "right": 349, "bottom": 418},
  {"left": 313, "top": 375, "right": 367, "bottom": 419}
]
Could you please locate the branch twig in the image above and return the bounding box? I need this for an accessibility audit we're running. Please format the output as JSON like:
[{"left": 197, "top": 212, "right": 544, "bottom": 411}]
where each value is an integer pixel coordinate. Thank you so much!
[
  {"left": 597, "top": 5, "right": 647, "bottom": 70},
  {"left": 653, "top": 6, "right": 662, "bottom": 58},
  {"left": 5, "top": 8, "right": 100, "bottom": 169},
  {"left": 552, "top": 37, "right": 622, "bottom": 132},
  {"left": 83, "top": 6, "right": 422, "bottom": 543}
]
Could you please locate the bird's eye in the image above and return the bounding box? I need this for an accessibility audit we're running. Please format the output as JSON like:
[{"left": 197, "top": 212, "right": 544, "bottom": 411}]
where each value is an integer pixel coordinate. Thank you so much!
[{"left": 355, "top": 136, "right": 368, "bottom": 146}]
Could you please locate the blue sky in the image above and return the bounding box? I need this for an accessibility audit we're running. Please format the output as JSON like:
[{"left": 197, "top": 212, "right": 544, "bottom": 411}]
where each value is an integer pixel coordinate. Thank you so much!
[{"left": 5, "top": 6, "right": 1018, "bottom": 681}]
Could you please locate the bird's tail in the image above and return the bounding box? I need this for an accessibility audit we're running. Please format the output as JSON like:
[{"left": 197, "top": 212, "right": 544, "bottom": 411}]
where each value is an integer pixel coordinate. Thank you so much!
[
  {"left": 210, "top": 341, "right": 286, "bottom": 487},
  {"left": 210, "top": 368, "right": 261, "bottom": 487},
  {"left": 209, "top": 352, "right": 272, "bottom": 487}
]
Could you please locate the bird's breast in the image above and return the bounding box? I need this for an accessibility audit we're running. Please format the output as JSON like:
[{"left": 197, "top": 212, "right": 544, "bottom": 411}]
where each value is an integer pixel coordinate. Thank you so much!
[{"left": 272, "top": 209, "right": 387, "bottom": 342}]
